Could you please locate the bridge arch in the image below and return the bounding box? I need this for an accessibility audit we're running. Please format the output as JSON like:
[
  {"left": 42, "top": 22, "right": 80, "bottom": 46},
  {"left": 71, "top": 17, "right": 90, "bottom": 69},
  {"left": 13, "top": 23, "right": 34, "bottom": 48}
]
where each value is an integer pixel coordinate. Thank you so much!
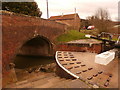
[
  {"left": 13, "top": 35, "right": 54, "bottom": 69},
  {"left": 18, "top": 35, "right": 54, "bottom": 56},
  {"left": 2, "top": 13, "right": 66, "bottom": 86}
]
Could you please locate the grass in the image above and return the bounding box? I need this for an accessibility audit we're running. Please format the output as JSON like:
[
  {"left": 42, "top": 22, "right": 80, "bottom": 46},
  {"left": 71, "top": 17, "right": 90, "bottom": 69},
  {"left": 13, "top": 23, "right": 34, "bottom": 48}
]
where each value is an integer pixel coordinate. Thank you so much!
[{"left": 56, "top": 30, "right": 89, "bottom": 43}]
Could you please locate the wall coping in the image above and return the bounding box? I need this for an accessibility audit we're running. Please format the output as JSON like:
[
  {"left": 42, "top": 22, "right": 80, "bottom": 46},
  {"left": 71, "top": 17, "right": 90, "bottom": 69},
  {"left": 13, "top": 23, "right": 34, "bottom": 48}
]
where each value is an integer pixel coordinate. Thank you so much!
[{"left": 1, "top": 10, "right": 66, "bottom": 26}]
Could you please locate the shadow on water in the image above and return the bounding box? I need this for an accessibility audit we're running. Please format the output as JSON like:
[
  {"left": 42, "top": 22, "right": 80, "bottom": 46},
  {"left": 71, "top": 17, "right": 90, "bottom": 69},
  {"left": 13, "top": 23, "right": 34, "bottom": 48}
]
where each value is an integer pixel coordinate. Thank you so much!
[{"left": 14, "top": 55, "right": 55, "bottom": 69}]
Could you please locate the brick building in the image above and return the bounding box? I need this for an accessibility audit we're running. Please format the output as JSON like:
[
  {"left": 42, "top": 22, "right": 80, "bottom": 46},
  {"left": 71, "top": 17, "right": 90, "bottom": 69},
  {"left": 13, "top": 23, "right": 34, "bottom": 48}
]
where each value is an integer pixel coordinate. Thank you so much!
[{"left": 49, "top": 13, "right": 81, "bottom": 31}]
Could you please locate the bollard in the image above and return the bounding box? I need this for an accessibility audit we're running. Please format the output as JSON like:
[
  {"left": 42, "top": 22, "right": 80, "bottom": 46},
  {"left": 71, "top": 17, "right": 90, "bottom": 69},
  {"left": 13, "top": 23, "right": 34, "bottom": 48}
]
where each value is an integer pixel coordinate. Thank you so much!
[{"left": 9, "top": 63, "right": 17, "bottom": 82}]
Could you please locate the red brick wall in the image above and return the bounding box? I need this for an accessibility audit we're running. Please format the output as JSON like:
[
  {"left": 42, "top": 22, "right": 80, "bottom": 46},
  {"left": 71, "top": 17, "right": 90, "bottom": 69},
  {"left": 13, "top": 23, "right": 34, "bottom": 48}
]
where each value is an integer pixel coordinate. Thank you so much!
[
  {"left": 2, "top": 13, "right": 66, "bottom": 86},
  {"left": 56, "top": 44, "right": 102, "bottom": 54},
  {"left": 55, "top": 14, "right": 81, "bottom": 31}
]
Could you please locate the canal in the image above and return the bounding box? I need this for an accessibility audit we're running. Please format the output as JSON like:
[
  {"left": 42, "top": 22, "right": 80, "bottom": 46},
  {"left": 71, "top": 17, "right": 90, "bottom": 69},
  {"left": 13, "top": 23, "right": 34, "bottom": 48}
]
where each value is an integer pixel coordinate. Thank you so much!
[
  {"left": 14, "top": 55, "right": 55, "bottom": 69},
  {"left": 13, "top": 55, "right": 55, "bottom": 81}
]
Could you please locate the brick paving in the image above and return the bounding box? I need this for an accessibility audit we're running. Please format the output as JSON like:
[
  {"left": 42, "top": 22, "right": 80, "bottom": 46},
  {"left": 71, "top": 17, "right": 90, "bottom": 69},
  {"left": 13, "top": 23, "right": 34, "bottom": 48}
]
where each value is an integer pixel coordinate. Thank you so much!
[{"left": 56, "top": 51, "right": 118, "bottom": 88}]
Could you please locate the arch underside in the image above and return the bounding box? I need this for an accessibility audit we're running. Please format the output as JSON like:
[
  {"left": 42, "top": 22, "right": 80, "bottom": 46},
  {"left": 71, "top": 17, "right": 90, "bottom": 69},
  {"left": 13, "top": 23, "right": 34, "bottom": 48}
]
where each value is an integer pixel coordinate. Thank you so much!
[{"left": 18, "top": 35, "right": 53, "bottom": 56}]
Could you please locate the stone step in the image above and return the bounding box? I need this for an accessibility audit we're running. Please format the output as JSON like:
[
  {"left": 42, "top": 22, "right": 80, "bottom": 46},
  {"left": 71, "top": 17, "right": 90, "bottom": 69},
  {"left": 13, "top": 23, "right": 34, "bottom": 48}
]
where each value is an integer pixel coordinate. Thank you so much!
[
  {"left": 32, "top": 74, "right": 58, "bottom": 88},
  {"left": 16, "top": 80, "right": 28, "bottom": 86},
  {"left": 48, "top": 78, "right": 70, "bottom": 87},
  {"left": 15, "top": 72, "right": 52, "bottom": 85},
  {"left": 29, "top": 73, "right": 54, "bottom": 82},
  {"left": 65, "top": 79, "right": 90, "bottom": 88},
  {"left": 7, "top": 72, "right": 56, "bottom": 88},
  {"left": 49, "top": 79, "right": 73, "bottom": 88},
  {"left": 50, "top": 79, "right": 90, "bottom": 88},
  {"left": 16, "top": 82, "right": 32, "bottom": 88},
  {"left": 33, "top": 76, "right": 67, "bottom": 88},
  {"left": 5, "top": 80, "right": 29, "bottom": 88},
  {"left": 35, "top": 77, "right": 65, "bottom": 88}
]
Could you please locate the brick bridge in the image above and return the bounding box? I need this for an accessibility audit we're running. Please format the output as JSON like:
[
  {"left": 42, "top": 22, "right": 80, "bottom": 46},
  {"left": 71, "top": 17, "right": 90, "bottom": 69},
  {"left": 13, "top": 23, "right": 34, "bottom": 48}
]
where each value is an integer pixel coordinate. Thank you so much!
[{"left": 1, "top": 11, "right": 66, "bottom": 86}]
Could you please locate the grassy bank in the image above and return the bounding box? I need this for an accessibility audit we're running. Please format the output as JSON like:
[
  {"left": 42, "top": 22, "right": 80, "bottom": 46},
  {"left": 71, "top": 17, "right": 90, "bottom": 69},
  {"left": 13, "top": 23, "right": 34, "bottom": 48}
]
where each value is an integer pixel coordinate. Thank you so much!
[{"left": 56, "top": 30, "right": 89, "bottom": 43}]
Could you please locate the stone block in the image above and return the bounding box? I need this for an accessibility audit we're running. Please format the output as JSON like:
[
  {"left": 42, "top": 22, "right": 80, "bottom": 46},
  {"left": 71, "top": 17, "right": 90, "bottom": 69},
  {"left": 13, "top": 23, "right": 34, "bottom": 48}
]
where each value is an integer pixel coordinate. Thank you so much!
[{"left": 95, "top": 51, "right": 115, "bottom": 65}]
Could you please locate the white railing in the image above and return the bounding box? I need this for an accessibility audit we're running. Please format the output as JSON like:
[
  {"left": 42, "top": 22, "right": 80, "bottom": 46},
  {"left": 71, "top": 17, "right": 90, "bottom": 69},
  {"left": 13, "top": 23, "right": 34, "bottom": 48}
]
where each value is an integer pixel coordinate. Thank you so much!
[{"left": 55, "top": 51, "right": 79, "bottom": 79}]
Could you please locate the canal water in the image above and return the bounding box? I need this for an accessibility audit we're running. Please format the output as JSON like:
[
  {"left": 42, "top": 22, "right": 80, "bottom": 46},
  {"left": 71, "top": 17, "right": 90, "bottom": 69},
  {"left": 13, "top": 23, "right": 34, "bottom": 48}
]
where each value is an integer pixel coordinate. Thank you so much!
[
  {"left": 14, "top": 55, "right": 55, "bottom": 69},
  {"left": 13, "top": 55, "right": 55, "bottom": 81}
]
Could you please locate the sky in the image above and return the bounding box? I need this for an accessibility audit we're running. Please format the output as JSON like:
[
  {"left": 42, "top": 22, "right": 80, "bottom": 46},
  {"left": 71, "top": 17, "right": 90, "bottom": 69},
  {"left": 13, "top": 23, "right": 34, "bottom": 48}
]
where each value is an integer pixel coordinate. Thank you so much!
[{"left": 35, "top": 0, "right": 119, "bottom": 21}]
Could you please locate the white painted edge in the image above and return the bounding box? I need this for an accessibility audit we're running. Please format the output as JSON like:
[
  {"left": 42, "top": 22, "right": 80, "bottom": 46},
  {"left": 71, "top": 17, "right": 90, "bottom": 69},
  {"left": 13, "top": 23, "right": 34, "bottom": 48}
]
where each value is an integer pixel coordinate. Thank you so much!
[
  {"left": 85, "top": 35, "right": 91, "bottom": 38},
  {"left": 55, "top": 51, "right": 79, "bottom": 79}
]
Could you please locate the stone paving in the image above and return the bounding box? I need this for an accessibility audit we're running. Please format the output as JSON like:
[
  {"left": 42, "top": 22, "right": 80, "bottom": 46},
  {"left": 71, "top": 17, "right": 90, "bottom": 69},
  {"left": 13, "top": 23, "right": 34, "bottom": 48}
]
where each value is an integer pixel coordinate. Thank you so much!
[
  {"left": 5, "top": 72, "right": 90, "bottom": 88},
  {"left": 67, "top": 39, "right": 102, "bottom": 44},
  {"left": 56, "top": 51, "right": 118, "bottom": 88}
]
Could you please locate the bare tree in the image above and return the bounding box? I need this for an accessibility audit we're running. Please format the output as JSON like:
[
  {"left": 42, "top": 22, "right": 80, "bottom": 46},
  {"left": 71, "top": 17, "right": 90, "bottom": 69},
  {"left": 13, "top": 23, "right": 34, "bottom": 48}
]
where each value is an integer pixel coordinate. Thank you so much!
[
  {"left": 95, "top": 8, "right": 110, "bottom": 20},
  {"left": 88, "top": 8, "right": 113, "bottom": 33}
]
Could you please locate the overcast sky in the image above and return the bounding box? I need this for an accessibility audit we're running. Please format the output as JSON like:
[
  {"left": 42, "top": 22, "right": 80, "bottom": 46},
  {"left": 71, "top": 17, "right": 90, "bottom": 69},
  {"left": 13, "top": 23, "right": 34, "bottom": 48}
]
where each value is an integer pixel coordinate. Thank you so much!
[{"left": 35, "top": 0, "right": 119, "bottom": 21}]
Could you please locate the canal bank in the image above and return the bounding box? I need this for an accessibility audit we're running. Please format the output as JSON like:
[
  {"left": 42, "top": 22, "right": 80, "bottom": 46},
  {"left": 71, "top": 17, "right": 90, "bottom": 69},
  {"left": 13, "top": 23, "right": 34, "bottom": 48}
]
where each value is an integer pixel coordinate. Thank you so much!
[
  {"left": 55, "top": 51, "right": 118, "bottom": 88},
  {"left": 56, "top": 39, "right": 103, "bottom": 53},
  {"left": 4, "top": 38, "right": 119, "bottom": 88}
]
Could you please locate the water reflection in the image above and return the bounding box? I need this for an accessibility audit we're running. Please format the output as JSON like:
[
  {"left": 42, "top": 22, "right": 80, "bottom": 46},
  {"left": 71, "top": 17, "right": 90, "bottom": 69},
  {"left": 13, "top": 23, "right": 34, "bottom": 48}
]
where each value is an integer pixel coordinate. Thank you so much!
[{"left": 14, "top": 55, "right": 55, "bottom": 69}]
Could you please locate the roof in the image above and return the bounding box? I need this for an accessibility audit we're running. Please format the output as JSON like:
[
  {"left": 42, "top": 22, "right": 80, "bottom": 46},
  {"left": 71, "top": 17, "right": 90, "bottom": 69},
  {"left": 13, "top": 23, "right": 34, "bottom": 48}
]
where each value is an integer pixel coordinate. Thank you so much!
[
  {"left": 55, "top": 21, "right": 71, "bottom": 26},
  {"left": 49, "top": 13, "right": 80, "bottom": 20}
]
